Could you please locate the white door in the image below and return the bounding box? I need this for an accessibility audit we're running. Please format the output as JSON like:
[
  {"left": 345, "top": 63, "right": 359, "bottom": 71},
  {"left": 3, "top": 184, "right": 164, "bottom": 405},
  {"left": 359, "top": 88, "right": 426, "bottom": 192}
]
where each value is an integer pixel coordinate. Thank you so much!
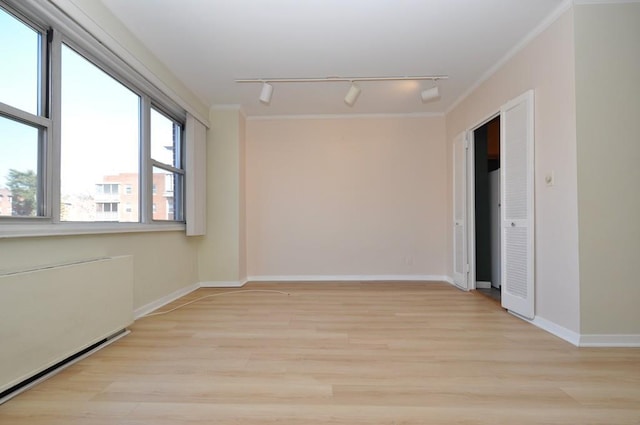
[
  {"left": 500, "top": 90, "right": 535, "bottom": 319},
  {"left": 452, "top": 132, "right": 469, "bottom": 290}
]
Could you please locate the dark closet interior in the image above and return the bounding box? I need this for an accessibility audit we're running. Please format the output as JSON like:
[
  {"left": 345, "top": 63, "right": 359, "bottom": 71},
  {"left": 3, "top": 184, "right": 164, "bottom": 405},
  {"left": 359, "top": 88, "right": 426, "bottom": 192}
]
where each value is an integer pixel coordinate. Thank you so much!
[{"left": 474, "top": 116, "right": 501, "bottom": 301}]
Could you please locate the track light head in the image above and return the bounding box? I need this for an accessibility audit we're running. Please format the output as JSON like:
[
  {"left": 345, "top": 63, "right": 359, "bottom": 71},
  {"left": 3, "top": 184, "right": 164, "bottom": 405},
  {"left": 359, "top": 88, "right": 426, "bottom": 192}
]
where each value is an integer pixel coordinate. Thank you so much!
[
  {"left": 421, "top": 86, "right": 440, "bottom": 103},
  {"left": 259, "top": 82, "right": 273, "bottom": 104},
  {"left": 344, "top": 83, "right": 361, "bottom": 107}
]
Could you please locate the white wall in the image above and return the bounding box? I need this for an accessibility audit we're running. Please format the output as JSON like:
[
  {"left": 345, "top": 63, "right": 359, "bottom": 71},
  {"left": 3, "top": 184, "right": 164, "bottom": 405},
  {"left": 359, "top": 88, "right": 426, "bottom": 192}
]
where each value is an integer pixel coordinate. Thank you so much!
[
  {"left": 575, "top": 3, "right": 640, "bottom": 335},
  {"left": 0, "top": 232, "right": 199, "bottom": 310},
  {"left": 445, "top": 8, "right": 581, "bottom": 333},
  {"left": 246, "top": 115, "right": 448, "bottom": 280},
  {"left": 197, "top": 108, "right": 246, "bottom": 284}
]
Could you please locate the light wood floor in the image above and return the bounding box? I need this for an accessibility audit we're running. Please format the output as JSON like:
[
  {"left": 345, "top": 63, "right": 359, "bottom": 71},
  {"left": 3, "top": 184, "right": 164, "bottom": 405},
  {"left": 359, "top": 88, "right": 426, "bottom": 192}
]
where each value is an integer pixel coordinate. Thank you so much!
[{"left": 1, "top": 282, "right": 639, "bottom": 424}]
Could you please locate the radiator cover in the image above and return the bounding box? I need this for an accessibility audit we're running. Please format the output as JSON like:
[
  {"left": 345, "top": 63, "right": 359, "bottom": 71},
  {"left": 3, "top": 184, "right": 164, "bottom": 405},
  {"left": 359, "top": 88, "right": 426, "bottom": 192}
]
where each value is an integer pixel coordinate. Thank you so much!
[{"left": 0, "top": 256, "right": 134, "bottom": 393}]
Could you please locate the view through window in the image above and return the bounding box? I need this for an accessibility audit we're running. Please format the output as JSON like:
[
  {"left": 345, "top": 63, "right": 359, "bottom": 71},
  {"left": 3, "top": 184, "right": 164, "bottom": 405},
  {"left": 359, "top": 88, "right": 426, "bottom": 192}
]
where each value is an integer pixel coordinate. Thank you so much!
[
  {"left": 60, "top": 44, "right": 140, "bottom": 222},
  {"left": 0, "top": 7, "right": 43, "bottom": 217},
  {"left": 0, "top": 3, "right": 187, "bottom": 225}
]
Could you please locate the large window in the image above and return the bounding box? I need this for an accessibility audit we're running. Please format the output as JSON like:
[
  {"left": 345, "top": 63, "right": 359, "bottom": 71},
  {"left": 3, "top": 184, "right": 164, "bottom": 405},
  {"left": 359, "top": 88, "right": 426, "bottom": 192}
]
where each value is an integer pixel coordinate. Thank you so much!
[
  {"left": 0, "top": 6, "right": 45, "bottom": 218},
  {"left": 0, "top": 2, "right": 187, "bottom": 230},
  {"left": 60, "top": 44, "right": 140, "bottom": 222}
]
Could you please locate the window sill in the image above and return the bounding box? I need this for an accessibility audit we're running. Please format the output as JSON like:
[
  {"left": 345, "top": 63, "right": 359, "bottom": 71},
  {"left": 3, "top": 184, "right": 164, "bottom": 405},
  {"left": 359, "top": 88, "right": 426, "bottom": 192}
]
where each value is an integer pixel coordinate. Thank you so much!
[{"left": 0, "top": 222, "right": 186, "bottom": 239}]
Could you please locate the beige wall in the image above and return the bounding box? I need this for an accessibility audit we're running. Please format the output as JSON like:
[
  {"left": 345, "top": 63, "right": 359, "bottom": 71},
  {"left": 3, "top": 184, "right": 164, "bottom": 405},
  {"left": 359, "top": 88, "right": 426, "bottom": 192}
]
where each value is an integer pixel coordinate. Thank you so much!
[
  {"left": 445, "top": 9, "right": 581, "bottom": 332},
  {"left": 575, "top": 3, "right": 640, "bottom": 335},
  {"left": 197, "top": 108, "right": 246, "bottom": 283},
  {"left": 0, "top": 232, "right": 199, "bottom": 309},
  {"left": 246, "top": 116, "right": 448, "bottom": 278}
]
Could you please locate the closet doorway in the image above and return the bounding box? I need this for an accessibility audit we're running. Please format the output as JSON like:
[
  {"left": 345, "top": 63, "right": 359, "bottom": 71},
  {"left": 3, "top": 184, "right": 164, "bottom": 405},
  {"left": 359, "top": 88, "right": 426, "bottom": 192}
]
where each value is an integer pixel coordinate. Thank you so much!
[{"left": 473, "top": 116, "right": 501, "bottom": 302}]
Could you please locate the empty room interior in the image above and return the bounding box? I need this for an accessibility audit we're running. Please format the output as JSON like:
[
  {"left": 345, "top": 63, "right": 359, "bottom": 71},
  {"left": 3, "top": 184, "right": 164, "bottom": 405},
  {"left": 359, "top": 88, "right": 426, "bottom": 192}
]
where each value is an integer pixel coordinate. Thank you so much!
[{"left": 0, "top": 0, "right": 639, "bottom": 423}]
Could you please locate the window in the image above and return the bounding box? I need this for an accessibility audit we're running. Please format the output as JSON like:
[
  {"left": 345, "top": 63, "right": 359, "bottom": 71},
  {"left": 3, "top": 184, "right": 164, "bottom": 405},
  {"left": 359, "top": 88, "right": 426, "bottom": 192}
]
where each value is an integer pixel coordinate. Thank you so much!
[
  {"left": 95, "top": 184, "right": 119, "bottom": 196},
  {"left": 0, "top": 1, "right": 191, "bottom": 233},
  {"left": 151, "top": 108, "right": 184, "bottom": 221},
  {"left": 0, "top": 6, "right": 46, "bottom": 218},
  {"left": 61, "top": 44, "right": 138, "bottom": 223},
  {"left": 95, "top": 202, "right": 118, "bottom": 221}
]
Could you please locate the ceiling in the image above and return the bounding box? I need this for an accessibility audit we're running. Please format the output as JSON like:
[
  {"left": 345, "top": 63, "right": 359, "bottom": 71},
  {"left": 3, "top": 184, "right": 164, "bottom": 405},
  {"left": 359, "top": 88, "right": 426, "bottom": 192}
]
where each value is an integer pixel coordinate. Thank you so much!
[{"left": 100, "top": 0, "right": 565, "bottom": 117}]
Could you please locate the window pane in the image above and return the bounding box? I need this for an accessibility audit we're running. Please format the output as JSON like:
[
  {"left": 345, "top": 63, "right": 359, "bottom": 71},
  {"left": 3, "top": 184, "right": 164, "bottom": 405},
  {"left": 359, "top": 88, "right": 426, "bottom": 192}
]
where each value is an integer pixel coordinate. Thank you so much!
[
  {"left": 152, "top": 166, "right": 182, "bottom": 221},
  {"left": 151, "top": 108, "right": 181, "bottom": 168},
  {"left": 0, "top": 7, "right": 40, "bottom": 114},
  {"left": 60, "top": 45, "right": 140, "bottom": 222},
  {"left": 0, "top": 115, "right": 40, "bottom": 217}
]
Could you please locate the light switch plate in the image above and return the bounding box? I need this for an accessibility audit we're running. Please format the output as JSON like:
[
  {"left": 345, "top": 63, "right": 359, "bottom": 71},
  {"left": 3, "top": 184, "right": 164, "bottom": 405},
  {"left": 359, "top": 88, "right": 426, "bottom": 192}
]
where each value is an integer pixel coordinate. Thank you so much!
[{"left": 545, "top": 172, "right": 555, "bottom": 187}]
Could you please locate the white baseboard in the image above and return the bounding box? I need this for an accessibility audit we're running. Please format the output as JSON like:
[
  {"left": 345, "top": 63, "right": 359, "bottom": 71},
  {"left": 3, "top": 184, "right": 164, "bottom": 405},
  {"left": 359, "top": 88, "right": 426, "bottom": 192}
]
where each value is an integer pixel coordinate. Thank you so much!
[
  {"left": 133, "top": 283, "right": 199, "bottom": 319},
  {"left": 475, "top": 281, "right": 492, "bottom": 289},
  {"left": 442, "top": 275, "right": 454, "bottom": 285},
  {"left": 578, "top": 334, "right": 640, "bottom": 347},
  {"left": 133, "top": 279, "right": 640, "bottom": 348},
  {"left": 524, "top": 316, "right": 640, "bottom": 347},
  {"left": 528, "top": 315, "right": 581, "bottom": 346},
  {"left": 200, "top": 280, "right": 247, "bottom": 288},
  {"left": 246, "top": 274, "right": 451, "bottom": 283}
]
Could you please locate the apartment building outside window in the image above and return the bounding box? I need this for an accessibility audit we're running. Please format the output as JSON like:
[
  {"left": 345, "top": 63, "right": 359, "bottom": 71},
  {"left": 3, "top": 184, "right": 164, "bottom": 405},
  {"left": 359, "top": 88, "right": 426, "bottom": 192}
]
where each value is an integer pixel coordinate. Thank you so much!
[{"left": 0, "top": 1, "right": 189, "bottom": 231}]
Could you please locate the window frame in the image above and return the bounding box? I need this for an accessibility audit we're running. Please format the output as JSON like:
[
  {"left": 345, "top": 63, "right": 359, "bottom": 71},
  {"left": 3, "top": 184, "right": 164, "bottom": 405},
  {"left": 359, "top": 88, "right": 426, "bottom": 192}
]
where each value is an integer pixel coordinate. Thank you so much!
[
  {"left": 150, "top": 105, "right": 185, "bottom": 222},
  {"left": 0, "top": 0, "right": 189, "bottom": 237},
  {"left": 0, "top": 5, "right": 50, "bottom": 220}
]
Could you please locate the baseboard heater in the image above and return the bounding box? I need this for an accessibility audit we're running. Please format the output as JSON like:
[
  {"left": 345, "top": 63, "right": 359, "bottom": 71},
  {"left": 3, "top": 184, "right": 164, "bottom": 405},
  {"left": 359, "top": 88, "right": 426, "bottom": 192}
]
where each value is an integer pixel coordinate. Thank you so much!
[{"left": 0, "top": 256, "right": 134, "bottom": 403}]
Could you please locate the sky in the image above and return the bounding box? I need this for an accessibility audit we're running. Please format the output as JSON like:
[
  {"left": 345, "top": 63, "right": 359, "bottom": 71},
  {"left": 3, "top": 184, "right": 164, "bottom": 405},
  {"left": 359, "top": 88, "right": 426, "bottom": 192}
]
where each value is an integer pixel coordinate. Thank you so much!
[
  {"left": 0, "top": 7, "right": 39, "bottom": 187},
  {"left": 1, "top": 6, "right": 175, "bottom": 199}
]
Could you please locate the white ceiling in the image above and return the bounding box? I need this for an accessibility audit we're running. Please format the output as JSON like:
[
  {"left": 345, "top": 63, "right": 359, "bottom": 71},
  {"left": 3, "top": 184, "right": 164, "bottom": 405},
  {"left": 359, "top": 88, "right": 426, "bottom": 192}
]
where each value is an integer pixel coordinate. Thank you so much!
[{"left": 100, "top": 0, "right": 565, "bottom": 117}]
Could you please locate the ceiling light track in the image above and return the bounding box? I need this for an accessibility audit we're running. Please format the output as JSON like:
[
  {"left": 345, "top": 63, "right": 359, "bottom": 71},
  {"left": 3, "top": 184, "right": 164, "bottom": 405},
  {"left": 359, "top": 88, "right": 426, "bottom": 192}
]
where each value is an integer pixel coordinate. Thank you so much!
[
  {"left": 237, "top": 75, "right": 447, "bottom": 107},
  {"left": 236, "top": 75, "right": 448, "bottom": 84}
]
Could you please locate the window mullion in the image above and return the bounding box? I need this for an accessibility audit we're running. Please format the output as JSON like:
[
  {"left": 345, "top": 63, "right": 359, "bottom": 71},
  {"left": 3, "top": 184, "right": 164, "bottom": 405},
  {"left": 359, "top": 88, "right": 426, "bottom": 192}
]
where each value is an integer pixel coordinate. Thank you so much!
[
  {"left": 47, "top": 27, "right": 62, "bottom": 222},
  {"left": 0, "top": 102, "right": 50, "bottom": 127},
  {"left": 150, "top": 160, "right": 185, "bottom": 175},
  {"left": 140, "top": 95, "right": 152, "bottom": 224}
]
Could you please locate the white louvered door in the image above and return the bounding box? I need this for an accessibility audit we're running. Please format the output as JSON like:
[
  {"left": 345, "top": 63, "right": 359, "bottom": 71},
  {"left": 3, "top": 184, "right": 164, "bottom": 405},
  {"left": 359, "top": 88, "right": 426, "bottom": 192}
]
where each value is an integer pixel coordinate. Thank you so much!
[
  {"left": 452, "top": 132, "right": 468, "bottom": 290},
  {"left": 500, "top": 91, "right": 535, "bottom": 318}
]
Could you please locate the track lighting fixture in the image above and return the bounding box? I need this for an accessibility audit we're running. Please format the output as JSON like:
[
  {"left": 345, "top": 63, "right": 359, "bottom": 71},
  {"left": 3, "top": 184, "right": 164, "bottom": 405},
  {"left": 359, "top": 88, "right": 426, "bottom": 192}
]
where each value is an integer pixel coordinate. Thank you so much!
[
  {"left": 259, "top": 82, "right": 274, "bottom": 104},
  {"left": 420, "top": 86, "right": 440, "bottom": 103},
  {"left": 237, "top": 75, "right": 447, "bottom": 106},
  {"left": 344, "top": 83, "right": 361, "bottom": 107}
]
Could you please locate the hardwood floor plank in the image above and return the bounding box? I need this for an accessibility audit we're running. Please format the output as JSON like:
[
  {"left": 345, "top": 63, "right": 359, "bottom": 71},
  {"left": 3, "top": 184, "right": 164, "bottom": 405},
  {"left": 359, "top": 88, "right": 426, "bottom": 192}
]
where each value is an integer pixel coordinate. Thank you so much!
[{"left": 1, "top": 281, "right": 639, "bottom": 424}]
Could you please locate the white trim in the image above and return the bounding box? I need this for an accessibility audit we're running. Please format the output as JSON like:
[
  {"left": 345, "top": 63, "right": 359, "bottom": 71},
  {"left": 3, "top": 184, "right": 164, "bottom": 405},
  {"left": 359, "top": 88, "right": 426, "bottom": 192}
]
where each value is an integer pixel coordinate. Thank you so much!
[
  {"left": 246, "top": 275, "right": 450, "bottom": 282},
  {"left": 210, "top": 104, "right": 242, "bottom": 111},
  {"left": 199, "top": 280, "right": 247, "bottom": 288},
  {"left": 133, "top": 283, "right": 199, "bottom": 319},
  {"left": 578, "top": 334, "right": 640, "bottom": 347},
  {"left": 129, "top": 279, "right": 639, "bottom": 348},
  {"left": 475, "top": 281, "right": 492, "bottom": 289},
  {"left": 446, "top": 0, "right": 573, "bottom": 115},
  {"left": 526, "top": 315, "right": 581, "bottom": 346},
  {"left": 574, "top": 0, "right": 640, "bottom": 4},
  {"left": 246, "top": 112, "right": 444, "bottom": 121},
  {"left": 0, "top": 222, "right": 185, "bottom": 239}
]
